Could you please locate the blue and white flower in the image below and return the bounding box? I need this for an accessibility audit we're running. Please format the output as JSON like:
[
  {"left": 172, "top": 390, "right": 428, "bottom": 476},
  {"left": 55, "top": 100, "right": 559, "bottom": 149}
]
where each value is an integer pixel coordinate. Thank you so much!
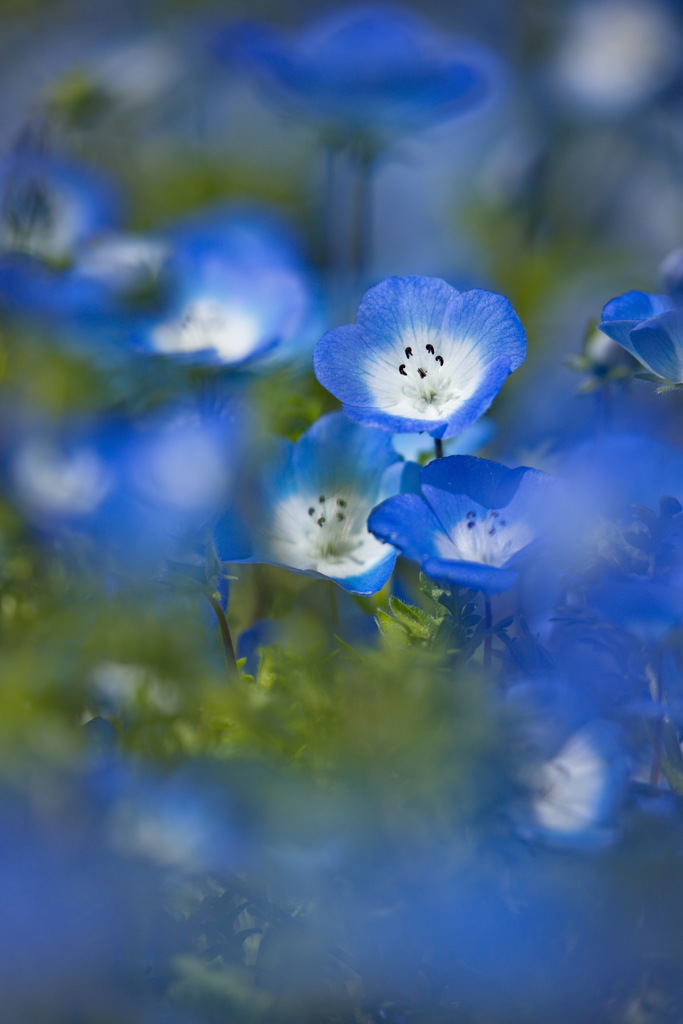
[
  {"left": 369, "top": 455, "right": 553, "bottom": 593},
  {"left": 216, "top": 4, "right": 498, "bottom": 139},
  {"left": 520, "top": 721, "right": 628, "bottom": 848},
  {"left": 0, "top": 155, "right": 120, "bottom": 261},
  {"left": 215, "top": 412, "right": 408, "bottom": 594},
  {"left": 598, "top": 289, "right": 683, "bottom": 383},
  {"left": 314, "top": 276, "right": 526, "bottom": 439},
  {"left": 136, "top": 207, "right": 321, "bottom": 368}
]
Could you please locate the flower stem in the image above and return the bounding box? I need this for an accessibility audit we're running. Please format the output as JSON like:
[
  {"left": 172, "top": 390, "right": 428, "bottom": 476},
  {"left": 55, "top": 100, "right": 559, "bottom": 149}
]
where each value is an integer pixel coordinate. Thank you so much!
[
  {"left": 434, "top": 437, "right": 444, "bottom": 460},
  {"left": 207, "top": 594, "right": 238, "bottom": 679},
  {"left": 649, "top": 653, "right": 665, "bottom": 786},
  {"left": 484, "top": 594, "right": 492, "bottom": 671},
  {"left": 350, "top": 145, "right": 375, "bottom": 290}
]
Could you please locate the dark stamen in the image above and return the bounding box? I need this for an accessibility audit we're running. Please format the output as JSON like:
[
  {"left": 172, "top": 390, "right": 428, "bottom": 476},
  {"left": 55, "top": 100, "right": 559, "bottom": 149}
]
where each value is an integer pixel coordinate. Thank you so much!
[
  {"left": 467, "top": 521, "right": 476, "bottom": 530},
  {"left": 466, "top": 511, "right": 476, "bottom": 519},
  {"left": 435, "top": 355, "right": 444, "bottom": 366},
  {"left": 319, "top": 495, "right": 326, "bottom": 503},
  {"left": 426, "top": 343, "right": 434, "bottom": 354},
  {"left": 308, "top": 507, "right": 315, "bottom": 516},
  {"left": 337, "top": 499, "right": 347, "bottom": 507},
  {"left": 399, "top": 364, "right": 407, "bottom": 376},
  {"left": 405, "top": 346, "right": 413, "bottom": 358},
  {"left": 500, "top": 520, "right": 507, "bottom": 527},
  {"left": 418, "top": 367, "right": 427, "bottom": 379},
  {"left": 317, "top": 516, "right": 326, "bottom": 527},
  {"left": 336, "top": 512, "right": 344, "bottom": 522},
  {"left": 488, "top": 528, "right": 496, "bottom": 536}
]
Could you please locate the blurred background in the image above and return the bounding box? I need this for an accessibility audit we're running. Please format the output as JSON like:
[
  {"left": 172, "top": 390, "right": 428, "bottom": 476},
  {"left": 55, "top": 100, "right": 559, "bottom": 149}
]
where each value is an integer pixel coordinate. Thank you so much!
[{"left": 2, "top": 2, "right": 683, "bottom": 1022}]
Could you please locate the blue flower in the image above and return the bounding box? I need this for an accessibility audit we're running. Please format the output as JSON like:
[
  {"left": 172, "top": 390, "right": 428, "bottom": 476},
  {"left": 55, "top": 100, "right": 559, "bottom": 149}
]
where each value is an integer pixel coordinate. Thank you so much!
[
  {"left": 518, "top": 720, "right": 628, "bottom": 849},
  {"left": 598, "top": 289, "right": 683, "bottom": 382},
  {"left": 368, "top": 455, "right": 553, "bottom": 593},
  {"left": 215, "top": 4, "right": 497, "bottom": 140},
  {"left": 314, "top": 276, "right": 526, "bottom": 439},
  {"left": 215, "top": 412, "right": 408, "bottom": 594},
  {"left": 0, "top": 154, "right": 121, "bottom": 261},
  {"left": 4, "top": 399, "right": 246, "bottom": 572},
  {"left": 134, "top": 206, "right": 321, "bottom": 368},
  {"left": 587, "top": 573, "right": 683, "bottom": 644}
]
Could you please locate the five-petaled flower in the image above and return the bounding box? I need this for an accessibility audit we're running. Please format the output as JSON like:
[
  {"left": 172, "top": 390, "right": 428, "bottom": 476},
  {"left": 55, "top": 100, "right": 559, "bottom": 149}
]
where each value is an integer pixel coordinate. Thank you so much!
[
  {"left": 368, "top": 454, "right": 553, "bottom": 593},
  {"left": 215, "top": 411, "right": 409, "bottom": 594},
  {"left": 215, "top": 4, "right": 497, "bottom": 140},
  {"left": 314, "top": 276, "right": 526, "bottom": 439},
  {"left": 598, "top": 289, "right": 683, "bottom": 383}
]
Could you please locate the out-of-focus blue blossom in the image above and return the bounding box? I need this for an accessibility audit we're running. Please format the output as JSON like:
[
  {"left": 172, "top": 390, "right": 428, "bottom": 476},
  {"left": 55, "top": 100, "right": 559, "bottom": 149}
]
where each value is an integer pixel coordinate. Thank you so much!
[
  {"left": 0, "top": 154, "right": 121, "bottom": 261},
  {"left": 0, "top": 784, "right": 170, "bottom": 1021},
  {"left": 369, "top": 455, "right": 554, "bottom": 594},
  {"left": 558, "top": 432, "right": 683, "bottom": 520},
  {"left": 505, "top": 683, "right": 629, "bottom": 848},
  {"left": 215, "top": 4, "right": 498, "bottom": 141},
  {"left": 588, "top": 574, "right": 683, "bottom": 644},
  {"left": 314, "top": 276, "right": 526, "bottom": 439},
  {"left": 134, "top": 206, "right": 322, "bottom": 368},
  {"left": 216, "top": 411, "right": 409, "bottom": 595},
  {"left": 4, "top": 399, "right": 246, "bottom": 571},
  {"left": 73, "top": 232, "right": 171, "bottom": 299},
  {"left": 108, "top": 767, "right": 242, "bottom": 875},
  {"left": 517, "top": 720, "right": 628, "bottom": 849},
  {"left": 599, "top": 289, "right": 683, "bottom": 383},
  {"left": 551, "top": 0, "right": 683, "bottom": 117}
]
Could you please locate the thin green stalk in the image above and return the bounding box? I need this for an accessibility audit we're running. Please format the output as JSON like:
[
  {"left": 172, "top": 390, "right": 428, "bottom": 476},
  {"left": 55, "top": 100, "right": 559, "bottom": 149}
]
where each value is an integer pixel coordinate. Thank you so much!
[
  {"left": 350, "top": 145, "right": 376, "bottom": 290},
  {"left": 484, "top": 594, "right": 493, "bottom": 671},
  {"left": 207, "top": 594, "right": 238, "bottom": 679}
]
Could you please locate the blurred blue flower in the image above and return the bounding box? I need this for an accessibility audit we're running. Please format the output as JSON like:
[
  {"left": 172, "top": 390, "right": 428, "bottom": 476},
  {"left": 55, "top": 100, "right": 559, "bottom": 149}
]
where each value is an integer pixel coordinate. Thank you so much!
[
  {"left": 216, "top": 411, "right": 409, "bottom": 594},
  {"left": 314, "top": 276, "right": 526, "bottom": 439},
  {"left": 517, "top": 719, "right": 629, "bottom": 849},
  {"left": 588, "top": 573, "right": 683, "bottom": 644},
  {"left": 369, "top": 455, "right": 554, "bottom": 593},
  {"left": 598, "top": 289, "right": 683, "bottom": 382},
  {"left": 0, "top": 154, "right": 121, "bottom": 261},
  {"left": 4, "top": 398, "right": 246, "bottom": 572},
  {"left": 215, "top": 4, "right": 498, "bottom": 140},
  {"left": 551, "top": 0, "right": 682, "bottom": 118},
  {"left": 134, "top": 206, "right": 321, "bottom": 368}
]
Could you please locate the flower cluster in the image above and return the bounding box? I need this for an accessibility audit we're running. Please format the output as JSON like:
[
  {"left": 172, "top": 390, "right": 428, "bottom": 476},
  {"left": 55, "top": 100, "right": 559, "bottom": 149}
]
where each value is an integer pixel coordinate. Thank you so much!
[{"left": 3, "top": 4, "right": 683, "bottom": 1023}]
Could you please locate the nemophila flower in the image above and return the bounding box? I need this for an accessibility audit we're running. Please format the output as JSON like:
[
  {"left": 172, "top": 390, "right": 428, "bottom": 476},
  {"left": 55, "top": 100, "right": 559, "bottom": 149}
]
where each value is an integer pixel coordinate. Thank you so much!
[
  {"left": 0, "top": 154, "right": 120, "bottom": 261},
  {"left": 552, "top": 0, "right": 682, "bottom": 117},
  {"left": 4, "top": 400, "right": 245, "bottom": 571},
  {"left": 369, "top": 455, "right": 553, "bottom": 593},
  {"left": 598, "top": 290, "right": 683, "bottom": 382},
  {"left": 134, "top": 207, "right": 321, "bottom": 368},
  {"left": 314, "top": 276, "right": 526, "bottom": 439},
  {"left": 215, "top": 4, "right": 498, "bottom": 141},
  {"left": 518, "top": 721, "right": 628, "bottom": 849},
  {"left": 215, "top": 412, "right": 408, "bottom": 594}
]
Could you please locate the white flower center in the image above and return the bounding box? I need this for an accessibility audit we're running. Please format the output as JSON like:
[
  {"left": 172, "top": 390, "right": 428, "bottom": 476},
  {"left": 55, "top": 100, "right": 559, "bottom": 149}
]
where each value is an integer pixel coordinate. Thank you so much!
[
  {"left": 437, "top": 507, "right": 534, "bottom": 567},
  {"left": 270, "top": 490, "right": 387, "bottom": 579},
  {"left": 15, "top": 441, "right": 110, "bottom": 516},
  {"left": 533, "top": 730, "right": 606, "bottom": 834},
  {"left": 1, "top": 178, "right": 81, "bottom": 259},
  {"left": 152, "top": 299, "right": 262, "bottom": 362},
  {"left": 365, "top": 329, "right": 484, "bottom": 422}
]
